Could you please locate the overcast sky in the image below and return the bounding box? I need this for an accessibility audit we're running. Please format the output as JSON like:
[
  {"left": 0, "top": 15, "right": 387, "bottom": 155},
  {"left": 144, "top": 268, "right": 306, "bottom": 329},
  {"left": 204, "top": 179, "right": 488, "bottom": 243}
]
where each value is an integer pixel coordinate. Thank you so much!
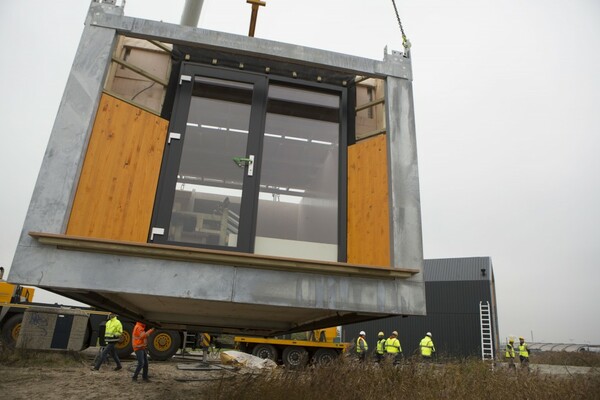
[{"left": 0, "top": 0, "right": 598, "bottom": 344}]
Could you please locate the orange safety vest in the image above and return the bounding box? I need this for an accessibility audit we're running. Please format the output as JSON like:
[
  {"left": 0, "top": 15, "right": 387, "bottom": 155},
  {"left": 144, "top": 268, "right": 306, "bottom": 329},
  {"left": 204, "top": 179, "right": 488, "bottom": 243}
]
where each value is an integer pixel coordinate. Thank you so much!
[{"left": 132, "top": 323, "right": 154, "bottom": 351}]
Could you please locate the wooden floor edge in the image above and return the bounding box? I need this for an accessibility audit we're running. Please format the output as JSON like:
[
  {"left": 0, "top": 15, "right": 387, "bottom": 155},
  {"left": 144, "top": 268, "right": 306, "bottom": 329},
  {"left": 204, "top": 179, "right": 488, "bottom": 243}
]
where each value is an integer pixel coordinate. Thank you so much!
[{"left": 29, "top": 232, "right": 420, "bottom": 280}]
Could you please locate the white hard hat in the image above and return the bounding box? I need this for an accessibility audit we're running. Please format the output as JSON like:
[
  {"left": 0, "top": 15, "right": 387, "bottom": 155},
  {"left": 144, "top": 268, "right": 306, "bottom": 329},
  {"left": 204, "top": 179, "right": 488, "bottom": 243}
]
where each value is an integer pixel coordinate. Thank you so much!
[
  {"left": 359, "top": 331, "right": 366, "bottom": 336},
  {"left": 426, "top": 332, "right": 432, "bottom": 337},
  {"left": 392, "top": 331, "right": 398, "bottom": 336}
]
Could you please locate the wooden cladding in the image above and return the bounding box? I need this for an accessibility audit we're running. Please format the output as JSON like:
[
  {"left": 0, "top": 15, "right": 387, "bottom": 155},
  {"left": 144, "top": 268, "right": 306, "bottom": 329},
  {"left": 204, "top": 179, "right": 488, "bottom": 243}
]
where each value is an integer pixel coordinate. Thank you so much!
[
  {"left": 347, "top": 134, "right": 391, "bottom": 267},
  {"left": 66, "top": 94, "right": 168, "bottom": 242}
]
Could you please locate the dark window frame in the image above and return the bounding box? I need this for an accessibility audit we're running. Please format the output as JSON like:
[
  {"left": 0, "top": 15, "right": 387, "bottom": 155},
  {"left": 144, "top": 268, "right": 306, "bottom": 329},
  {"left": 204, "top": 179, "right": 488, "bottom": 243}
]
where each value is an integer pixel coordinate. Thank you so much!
[{"left": 150, "top": 62, "right": 348, "bottom": 262}]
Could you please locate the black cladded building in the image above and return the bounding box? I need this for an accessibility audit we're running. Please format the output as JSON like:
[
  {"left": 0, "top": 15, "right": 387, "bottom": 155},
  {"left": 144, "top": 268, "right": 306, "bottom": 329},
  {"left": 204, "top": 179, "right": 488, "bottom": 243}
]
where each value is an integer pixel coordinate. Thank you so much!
[{"left": 342, "top": 257, "right": 499, "bottom": 359}]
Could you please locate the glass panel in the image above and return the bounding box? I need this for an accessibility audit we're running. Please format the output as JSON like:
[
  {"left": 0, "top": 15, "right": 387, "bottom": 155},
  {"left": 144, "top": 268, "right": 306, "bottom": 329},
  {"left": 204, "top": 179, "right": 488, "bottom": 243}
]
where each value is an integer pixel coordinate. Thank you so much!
[
  {"left": 168, "top": 77, "right": 253, "bottom": 247},
  {"left": 254, "top": 85, "right": 340, "bottom": 261}
]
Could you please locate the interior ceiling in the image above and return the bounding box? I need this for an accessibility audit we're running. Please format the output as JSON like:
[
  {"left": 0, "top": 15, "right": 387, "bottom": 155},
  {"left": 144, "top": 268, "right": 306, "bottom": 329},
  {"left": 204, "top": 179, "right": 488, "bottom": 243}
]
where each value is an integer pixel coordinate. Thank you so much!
[
  {"left": 53, "top": 287, "right": 388, "bottom": 336},
  {"left": 173, "top": 45, "right": 358, "bottom": 87}
]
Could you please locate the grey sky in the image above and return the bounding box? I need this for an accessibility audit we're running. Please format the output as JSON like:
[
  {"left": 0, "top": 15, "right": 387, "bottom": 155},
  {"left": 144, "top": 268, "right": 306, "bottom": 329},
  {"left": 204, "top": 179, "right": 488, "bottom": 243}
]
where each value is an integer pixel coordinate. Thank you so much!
[{"left": 0, "top": 0, "right": 598, "bottom": 344}]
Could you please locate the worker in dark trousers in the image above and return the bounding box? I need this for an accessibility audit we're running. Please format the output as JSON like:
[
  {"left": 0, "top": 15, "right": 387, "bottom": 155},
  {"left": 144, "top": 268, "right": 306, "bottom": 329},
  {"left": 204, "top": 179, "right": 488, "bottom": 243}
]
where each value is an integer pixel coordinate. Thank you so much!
[
  {"left": 356, "top": 331, "right": 368, "bottom": 362},
  {"left": 92, "top": 313, "right": 123, "bottom": 371},
  {"left": 505, "top": 338, "right": 516, "bottom": 369},
  {"left": 132, "top": 322, "right": 155, "bottom": 382},
  {"left": 518, "top": 336, "right": 530, "bottom": 370},
  {"left": 375, "top": 331, "right": 386, "bottom": 363}
]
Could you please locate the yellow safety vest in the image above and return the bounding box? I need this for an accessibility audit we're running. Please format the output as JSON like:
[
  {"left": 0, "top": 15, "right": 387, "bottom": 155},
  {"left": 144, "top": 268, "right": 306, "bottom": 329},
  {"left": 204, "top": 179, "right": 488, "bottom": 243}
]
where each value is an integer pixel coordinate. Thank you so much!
[
  {"left": 356, "top": 336, "right": 368, "bottom": 353},
  {"left": 519, "top": 343, "right": 529, "bottom": 358},
  {"left": 385, "top": 337, "right": 401, "bottom": 354},
  {"left": 376, "top": 338, "right": 386, "bottom": 355},
  {"left": 105, "top": 317, "right": 123, "bottom": 342},
  {"left": 505, "top": 343, "right": 515, "bottom": 358},
  {"left": 419, "top": 336, "right": 435, "bottom": 357}
]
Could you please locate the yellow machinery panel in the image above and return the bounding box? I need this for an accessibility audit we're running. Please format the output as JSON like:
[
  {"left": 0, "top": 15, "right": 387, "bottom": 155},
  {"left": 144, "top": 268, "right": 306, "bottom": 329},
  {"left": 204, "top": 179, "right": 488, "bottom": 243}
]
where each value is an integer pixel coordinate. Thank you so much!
[{"left": 0, "top": 281, "right": 35, "bottom": 303}]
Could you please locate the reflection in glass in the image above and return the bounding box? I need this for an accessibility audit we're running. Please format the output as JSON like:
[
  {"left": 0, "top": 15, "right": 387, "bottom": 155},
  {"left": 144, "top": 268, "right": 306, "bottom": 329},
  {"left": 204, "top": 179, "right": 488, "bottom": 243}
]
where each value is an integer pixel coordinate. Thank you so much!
[
  {"left": 168, "top": 78, "right": 252, "bottom": 246},
  {"left": 254, "top": 85, "right": 340, "bottom": 261}
]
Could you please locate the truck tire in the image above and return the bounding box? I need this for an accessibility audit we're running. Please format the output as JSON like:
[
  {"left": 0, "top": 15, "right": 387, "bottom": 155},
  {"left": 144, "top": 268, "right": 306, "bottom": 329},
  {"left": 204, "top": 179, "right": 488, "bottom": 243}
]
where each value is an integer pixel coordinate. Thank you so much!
[
  {"left": 148, "top": 330, "right": 181, "bottom": 361},
  {"left": 313, "top": 348, "right": 338, "bottom": 365},
  {"left": 1, "top": 314, "right": 23, "bottom": 347},
  {"left": 251, "top": 343, "right": 277, "bottom": 361},
  {"left": 282, "top": 346, "right": 308, "bottom": 369},
  {"left": 115, "top": 322, "right": 134, "bottom": 358}
]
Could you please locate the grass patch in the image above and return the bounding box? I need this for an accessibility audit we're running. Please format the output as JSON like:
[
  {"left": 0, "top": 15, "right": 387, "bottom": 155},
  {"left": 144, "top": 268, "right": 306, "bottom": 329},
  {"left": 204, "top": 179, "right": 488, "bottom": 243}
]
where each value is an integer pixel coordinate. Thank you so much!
[
  {"left": 204, "top": 358, "right": 600, "bottom": 400},
  {"left": 0, "top": 346, "right": 85, "bottom": 367},
  {"left": 532, "top": 351, "right": 600, "bottom": 367}
]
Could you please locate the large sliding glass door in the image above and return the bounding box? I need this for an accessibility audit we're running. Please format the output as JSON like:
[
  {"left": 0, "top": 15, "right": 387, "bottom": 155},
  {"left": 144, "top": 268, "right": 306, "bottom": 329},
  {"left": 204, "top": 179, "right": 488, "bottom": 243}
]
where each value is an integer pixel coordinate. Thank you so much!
[
  {"left": 152, "top": 64, "right": 345, "bottom": 261},
  {"left": 254, "top": 85, "right": 340, "bottom": 261},
  {"left": 168, "top": 77, "right": 252, "bottom": 247}
]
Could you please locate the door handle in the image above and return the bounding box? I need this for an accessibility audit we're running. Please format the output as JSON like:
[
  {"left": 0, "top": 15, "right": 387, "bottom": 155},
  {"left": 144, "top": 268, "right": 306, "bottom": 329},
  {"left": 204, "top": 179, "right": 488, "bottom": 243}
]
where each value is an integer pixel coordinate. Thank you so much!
[{"left": 233, "top": 155, "right": 255, "bottom": 176}]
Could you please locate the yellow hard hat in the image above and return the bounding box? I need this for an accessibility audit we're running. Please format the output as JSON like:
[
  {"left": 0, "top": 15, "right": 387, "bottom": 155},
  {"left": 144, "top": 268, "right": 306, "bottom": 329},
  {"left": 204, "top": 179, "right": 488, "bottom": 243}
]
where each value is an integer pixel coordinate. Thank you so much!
[
  {"left": 378, "top": 331, "right": 385, "bottom": 337},
  {"left": 519, "top": 336, "right": 524, "bottom": 340}
]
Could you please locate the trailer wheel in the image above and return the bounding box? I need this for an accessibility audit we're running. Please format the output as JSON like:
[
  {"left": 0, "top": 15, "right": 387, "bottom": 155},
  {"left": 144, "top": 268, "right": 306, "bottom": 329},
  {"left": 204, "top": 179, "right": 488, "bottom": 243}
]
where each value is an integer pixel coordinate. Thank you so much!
[
  {"left": 251, "top": 344, "right": 277, "bottom": 361},
  {"left": 1, "top": 314, "right": 23, "bottom": 347},
  {"left": 148, "top": 330, "right": 181, "bottom": 361},
  {"left": 115, "top": 322, "right": 134, "bottom": 358},
  {"left": 313, "top": 348, "right": 338, "bottom": 365},
  {"left": 282, "top": 346, "right": 308, "bottom": 369}
]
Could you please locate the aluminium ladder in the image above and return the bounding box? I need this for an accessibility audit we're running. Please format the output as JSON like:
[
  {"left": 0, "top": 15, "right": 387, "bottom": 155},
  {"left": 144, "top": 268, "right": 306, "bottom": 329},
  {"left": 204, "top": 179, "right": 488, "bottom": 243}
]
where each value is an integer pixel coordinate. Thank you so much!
[{"left": 479, "top": 301, "right": 494, "bottom": 360}]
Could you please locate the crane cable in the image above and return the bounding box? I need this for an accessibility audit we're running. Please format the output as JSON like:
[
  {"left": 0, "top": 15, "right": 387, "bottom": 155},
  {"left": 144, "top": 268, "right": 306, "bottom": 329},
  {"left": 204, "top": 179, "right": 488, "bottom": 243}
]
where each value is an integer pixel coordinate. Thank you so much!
[{"left": 390, "top": 0, "right": 411, "bottom": 54}]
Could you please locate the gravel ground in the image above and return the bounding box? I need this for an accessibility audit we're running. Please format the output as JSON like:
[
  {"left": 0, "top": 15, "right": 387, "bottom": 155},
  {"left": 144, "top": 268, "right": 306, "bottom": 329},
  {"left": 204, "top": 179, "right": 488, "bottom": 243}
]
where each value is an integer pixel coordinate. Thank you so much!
[{"left": 0, "top": 348, "right": 249, "bottom": 400}]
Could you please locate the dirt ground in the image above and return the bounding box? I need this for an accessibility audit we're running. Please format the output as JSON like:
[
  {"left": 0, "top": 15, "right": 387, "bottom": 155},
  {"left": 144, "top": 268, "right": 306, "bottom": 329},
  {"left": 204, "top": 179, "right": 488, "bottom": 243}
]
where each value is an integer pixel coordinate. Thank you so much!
[{"left": 0, "top": 348, "right": 249, "bottom": 400}]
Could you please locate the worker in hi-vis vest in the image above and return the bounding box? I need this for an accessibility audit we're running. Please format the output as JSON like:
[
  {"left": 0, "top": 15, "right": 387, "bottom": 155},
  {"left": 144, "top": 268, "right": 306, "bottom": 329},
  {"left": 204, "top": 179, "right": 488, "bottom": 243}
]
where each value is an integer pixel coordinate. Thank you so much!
[
  {"left": 356, "top": 331, "right": 368, "bottom": 362},
  {"left": 518, "top": 336, "right": 530, "bottom": 369},
  {"left": 419, "top": 332, "right": 435, "bottom": 361},
  {"left": 375, "top": 331, "right": 386, "bottom": 363},
  {"left": 385, "top": 330, "right": 402, "bottom": 365},
  {"left": 505, "top": 338, "right": 516, "bottom": 369},
  {"left": 93, "top": 313, "right": 123, "bottom": 371},
  {"left": 132, "top": 321, "right": 155, "bottom": 382}
]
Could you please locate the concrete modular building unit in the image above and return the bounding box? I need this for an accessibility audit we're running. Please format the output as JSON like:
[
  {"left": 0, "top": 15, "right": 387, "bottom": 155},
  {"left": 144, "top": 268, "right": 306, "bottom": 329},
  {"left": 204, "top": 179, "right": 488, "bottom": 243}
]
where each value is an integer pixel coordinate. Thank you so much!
[{"left": 9, "top": 0, "right": 425, "bottom": 336}]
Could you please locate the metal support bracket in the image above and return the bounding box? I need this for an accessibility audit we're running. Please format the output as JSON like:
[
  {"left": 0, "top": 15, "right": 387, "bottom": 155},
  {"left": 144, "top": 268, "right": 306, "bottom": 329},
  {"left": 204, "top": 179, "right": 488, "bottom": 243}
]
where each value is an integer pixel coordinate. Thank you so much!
[
  {"left": 168, "top": 132, "right": 181, "bottom": 144},
  {"left": 179, "top": 75, "right": 192, "bottom": 85},
  {"left": 150, "top": 227, "right": 165, "bottom": 241}
]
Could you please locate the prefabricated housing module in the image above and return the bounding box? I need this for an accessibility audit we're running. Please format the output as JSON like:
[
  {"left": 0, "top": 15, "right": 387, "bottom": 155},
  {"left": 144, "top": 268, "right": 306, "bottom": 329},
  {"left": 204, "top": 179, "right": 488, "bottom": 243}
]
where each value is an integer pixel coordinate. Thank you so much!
[{"left": 8, "top": 0, "right": 425, "bottom": 336}]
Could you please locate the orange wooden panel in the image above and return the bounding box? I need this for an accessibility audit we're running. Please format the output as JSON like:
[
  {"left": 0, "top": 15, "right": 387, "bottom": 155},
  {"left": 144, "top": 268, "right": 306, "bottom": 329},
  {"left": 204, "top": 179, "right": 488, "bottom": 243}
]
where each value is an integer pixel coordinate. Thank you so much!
[
  {"left": 66, "top": 94, "right": 168, "bottom": 243},
  {"left": 347, "top": 134, "right": 391, "bottom": 267}
]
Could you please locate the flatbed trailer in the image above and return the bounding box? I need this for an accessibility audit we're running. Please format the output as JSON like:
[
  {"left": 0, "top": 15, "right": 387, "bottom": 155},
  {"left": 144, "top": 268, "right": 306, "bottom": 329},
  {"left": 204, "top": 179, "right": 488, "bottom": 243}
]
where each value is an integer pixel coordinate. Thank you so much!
[{"left": 234, "top": 336, "right": 348, "bottom": 368}]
